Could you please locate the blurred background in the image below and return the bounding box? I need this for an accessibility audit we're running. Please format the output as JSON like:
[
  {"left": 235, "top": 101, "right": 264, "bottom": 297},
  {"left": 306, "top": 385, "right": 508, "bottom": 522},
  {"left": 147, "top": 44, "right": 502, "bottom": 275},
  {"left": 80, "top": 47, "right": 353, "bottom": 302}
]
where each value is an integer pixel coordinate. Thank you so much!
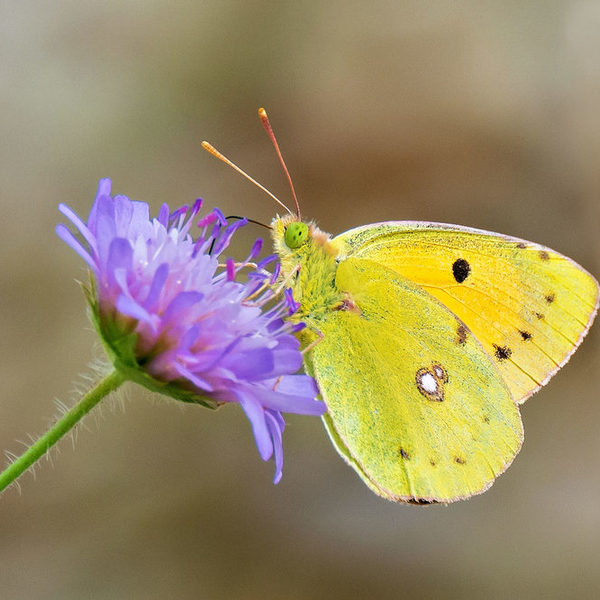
[{"left": 1, "top": 2, "right": 599, "bottom": 598}]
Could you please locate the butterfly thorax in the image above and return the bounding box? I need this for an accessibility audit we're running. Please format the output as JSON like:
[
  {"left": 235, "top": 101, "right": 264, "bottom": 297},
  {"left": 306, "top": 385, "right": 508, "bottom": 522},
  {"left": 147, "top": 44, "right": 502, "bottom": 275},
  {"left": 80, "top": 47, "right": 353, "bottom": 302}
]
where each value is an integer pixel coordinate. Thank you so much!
[{"left": 271, "top": 216, "right": 344, "bottom": 322}]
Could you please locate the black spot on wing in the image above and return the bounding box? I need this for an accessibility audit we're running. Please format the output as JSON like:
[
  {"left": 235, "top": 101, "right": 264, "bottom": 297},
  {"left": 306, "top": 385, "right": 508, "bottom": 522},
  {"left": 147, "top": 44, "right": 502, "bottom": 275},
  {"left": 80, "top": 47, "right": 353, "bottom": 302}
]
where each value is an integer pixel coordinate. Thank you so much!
[
  {"left": 516, "top": 242, "right": 527, "bottom": 249},
  {"left": 452, "top": 258, "right": 471, "bottom": 283},
  {"left": 399, "top": 448, "right": 410, "bottom": 460},
  {"left": 407, "top": 498, "right": 438, "bottom": 505},
  {"left": 454, "top": 456, "right": 466, "bottom": 465},
  {"left": 493, "top": 344, "right": 512, "bottom": 361},
  {"left": 519, "top": 330, "right": 533, "bottom": 341},
  {"left": 456, "top": 324, "right": 468, "bottom": 345},
  {"left": 539, "top": 250, "right": 550, "bottom": 261},
  {"left": 535, "top": 312, "right": 545, "bottom": 320},
  {"left": 545, "top": 293, "right": 555, "bottom": 304}
]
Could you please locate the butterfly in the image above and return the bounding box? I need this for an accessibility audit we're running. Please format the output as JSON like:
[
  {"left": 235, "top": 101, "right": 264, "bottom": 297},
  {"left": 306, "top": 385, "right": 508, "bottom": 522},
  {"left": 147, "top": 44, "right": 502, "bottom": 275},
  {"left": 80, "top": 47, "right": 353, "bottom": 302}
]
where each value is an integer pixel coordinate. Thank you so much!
[{"left": 203, "top": 109, "right": 599, "bottom": 504}]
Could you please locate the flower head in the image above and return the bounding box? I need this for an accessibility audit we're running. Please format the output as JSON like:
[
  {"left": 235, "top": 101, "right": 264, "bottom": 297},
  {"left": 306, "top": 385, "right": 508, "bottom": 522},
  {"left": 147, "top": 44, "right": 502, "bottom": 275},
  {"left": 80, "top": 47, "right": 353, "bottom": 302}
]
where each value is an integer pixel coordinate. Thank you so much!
[{"left": 56, "top": 178, "right": 325, "bottom": 482}]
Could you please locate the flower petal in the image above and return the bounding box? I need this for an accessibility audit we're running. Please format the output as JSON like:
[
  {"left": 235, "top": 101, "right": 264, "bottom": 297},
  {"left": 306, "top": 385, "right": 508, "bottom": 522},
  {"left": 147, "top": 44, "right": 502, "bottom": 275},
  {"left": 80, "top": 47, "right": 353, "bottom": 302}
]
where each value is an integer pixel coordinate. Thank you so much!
[
  {"left": 116, "top": 294, "right": 154, "bottom": 325},
  {"left": 58, "top": 203, "right": 98, "bottom": 255},
  {"left": 106, "top": 238, "right": 133, "bottom": 287},
  {"left": 55, "top": 224, "right": 96, "bottom": 270},
  {"left": 265, "top": 410, "right": 284, "bottom": 484},
  {"left": 144, "top": 263, "right": 169, "bottom": 310},
  {"left": 272, "top": 374, "right": 320, "bottom": 398},
  {"left": 87, "top": 178, "right": 112, "bottom": 231},
  {"left": 257, "top": 387, "right": 326, "bottom": 416},
  {"left": 237, "top": 392, "right": 272, "bottom": 461}
]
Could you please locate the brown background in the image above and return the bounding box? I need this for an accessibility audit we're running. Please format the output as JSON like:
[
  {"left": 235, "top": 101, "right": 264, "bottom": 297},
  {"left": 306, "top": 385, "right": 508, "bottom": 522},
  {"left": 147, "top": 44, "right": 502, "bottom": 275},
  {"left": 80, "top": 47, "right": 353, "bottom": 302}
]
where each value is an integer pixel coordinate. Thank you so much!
[{"left": 1, "top": 2, "right": 599, "bottom": 599}]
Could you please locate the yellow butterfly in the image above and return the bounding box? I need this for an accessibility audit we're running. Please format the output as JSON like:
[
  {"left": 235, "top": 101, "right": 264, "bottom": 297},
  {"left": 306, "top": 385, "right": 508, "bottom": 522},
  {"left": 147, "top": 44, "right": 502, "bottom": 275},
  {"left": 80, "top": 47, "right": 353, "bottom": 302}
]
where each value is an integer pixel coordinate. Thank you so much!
[{"left": 203, "top": 109, "right": 599, "bottom": 504}]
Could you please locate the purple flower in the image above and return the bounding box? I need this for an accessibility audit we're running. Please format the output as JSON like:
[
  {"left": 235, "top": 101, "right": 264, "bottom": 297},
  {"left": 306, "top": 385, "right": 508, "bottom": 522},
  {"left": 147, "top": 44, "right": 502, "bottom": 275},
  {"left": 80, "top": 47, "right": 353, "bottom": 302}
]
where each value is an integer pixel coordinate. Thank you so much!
[{"left": 56, "top": 178, "right": 325, "bottom": 483}]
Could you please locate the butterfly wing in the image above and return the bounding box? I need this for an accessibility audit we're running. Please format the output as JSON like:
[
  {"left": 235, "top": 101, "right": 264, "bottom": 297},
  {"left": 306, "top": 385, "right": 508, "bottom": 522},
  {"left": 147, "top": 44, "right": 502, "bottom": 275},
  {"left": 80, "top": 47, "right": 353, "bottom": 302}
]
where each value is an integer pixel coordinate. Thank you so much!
[
  {"left": 332, "top": 222, "right": 599, "bottom": 403},
  {"left": 303, "top": 256, "right": 523, "bottom": 503}
]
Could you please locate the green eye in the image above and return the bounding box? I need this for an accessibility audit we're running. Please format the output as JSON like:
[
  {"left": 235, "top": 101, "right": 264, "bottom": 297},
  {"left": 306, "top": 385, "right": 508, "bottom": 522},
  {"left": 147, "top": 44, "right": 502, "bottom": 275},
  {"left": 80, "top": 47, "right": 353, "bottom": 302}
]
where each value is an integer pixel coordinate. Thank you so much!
[{"left": 284, "top": 222, "right": 309, "bottom": 249}]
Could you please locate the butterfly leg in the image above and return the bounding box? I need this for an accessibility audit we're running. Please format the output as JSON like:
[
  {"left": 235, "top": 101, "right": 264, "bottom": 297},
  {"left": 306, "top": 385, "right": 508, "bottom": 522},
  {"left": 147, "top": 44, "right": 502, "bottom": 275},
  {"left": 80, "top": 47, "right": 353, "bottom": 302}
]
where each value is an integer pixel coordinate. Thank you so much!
[
  {"left": 217, "top": 261, "right": 259, "bottom": 270},
  {"left": 301, "top": 327, "right": 324, "bottom": 355},
  {"left": 272, "top": 263, "right": 301, "bottom": 296},
  {"left": 243, "top": 263, "right": 301, "bottom": 306}
]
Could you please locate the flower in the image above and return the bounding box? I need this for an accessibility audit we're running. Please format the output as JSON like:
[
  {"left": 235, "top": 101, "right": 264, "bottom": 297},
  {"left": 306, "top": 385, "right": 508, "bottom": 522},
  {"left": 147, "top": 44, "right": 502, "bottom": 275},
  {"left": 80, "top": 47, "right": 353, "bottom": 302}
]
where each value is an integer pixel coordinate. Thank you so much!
[{"left": 56, "top": 178, "right": 325, "bottom": 482}]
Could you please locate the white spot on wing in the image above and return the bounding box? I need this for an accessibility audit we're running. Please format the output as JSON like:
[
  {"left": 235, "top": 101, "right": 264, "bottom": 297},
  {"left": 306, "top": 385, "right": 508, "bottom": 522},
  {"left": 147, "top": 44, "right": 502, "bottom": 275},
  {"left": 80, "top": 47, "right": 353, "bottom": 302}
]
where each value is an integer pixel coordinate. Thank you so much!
[
  {"left": 419, "top": 372, "right": 438, "bottom": 394},
  {"left": 416, "top": 362, "right": 447, "bottom": 401}
]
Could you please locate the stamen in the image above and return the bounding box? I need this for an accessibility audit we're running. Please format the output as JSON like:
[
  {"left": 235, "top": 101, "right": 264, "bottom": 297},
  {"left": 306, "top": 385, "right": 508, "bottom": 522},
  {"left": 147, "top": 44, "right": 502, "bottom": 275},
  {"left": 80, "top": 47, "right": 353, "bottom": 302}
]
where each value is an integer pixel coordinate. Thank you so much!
[
  {"left": 284, "top": 288, "right": 301, "bottom": 314},
  {"left": 226, "top": 258, "right": 236, "bottom": 281},
  {"left": 269, "top": 262, "right": 281, "bottom": 284},
  {"left": 169, "top": 205, "right": 188, "bottom": 223},
  {"left": 248, "top": 238, "right": 263, "bottom": 261},
  {"left": 158, "top": 204, "right": 170, "bottom": 226},
  {"left": 213, "top": 218, "right": 248, "bottom": 255},
  {"left": 212, "top": 207, "right": 228, "bottom": 226},
  {"left": 257, "top": 254, "right": 278, "bottom": 269},
  {"left": 191, "top": 198, "right": 203, "bottom": 215},
  {"left": 197, "top": 212, "right": 217, "bottom": 229}
]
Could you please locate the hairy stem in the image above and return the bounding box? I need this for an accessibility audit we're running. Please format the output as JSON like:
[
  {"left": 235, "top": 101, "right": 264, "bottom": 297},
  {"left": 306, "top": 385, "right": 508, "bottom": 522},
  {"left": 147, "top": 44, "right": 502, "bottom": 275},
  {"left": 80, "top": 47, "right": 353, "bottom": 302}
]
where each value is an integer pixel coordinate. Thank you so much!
[{"left": 0, "top": 370, "right": 125, "bottom": 494}]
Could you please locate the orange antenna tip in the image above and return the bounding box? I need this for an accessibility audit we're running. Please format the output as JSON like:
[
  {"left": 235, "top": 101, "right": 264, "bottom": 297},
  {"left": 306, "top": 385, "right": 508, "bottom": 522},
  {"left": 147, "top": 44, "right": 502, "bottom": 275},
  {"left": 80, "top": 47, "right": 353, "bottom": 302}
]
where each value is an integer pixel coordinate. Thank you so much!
[
  {"left": 201, "top": 141, "right": 219, "bottom": 156},
  {"left": 258, "top": 108, "right": 301, "bottom": 219}
]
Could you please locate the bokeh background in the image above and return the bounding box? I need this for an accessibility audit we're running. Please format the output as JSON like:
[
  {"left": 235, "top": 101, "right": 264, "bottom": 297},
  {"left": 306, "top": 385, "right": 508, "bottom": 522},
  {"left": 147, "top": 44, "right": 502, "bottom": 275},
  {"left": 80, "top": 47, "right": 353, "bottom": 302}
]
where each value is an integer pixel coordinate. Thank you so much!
[{"left": 2, "top": 2, "right": 600, "bottom": 598}]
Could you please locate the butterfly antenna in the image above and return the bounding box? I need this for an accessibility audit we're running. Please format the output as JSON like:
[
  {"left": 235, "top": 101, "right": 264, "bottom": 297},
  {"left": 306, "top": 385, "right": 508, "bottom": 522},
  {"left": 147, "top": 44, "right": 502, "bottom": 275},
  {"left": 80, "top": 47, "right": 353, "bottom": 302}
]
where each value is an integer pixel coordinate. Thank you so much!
[
  {"left": 201, "top": 141, "right": 294, "bottom": 216},
  {"left": 258, "top": 108, "right": 302, "bottom": 220},
  {"left": 225, "top": 215, "right": 272, "bottom": 230}
]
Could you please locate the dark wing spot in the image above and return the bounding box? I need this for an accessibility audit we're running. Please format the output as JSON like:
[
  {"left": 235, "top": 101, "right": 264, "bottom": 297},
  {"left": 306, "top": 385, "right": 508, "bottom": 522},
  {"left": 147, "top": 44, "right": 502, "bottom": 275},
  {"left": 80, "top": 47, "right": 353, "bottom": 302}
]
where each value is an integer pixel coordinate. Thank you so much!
[
  {"left": 454, "top": 456, "right": 466, "bottom": 465},
  {"left": 452, "top": 258, "right": 471, "bottom": 283},
  {"left": 456, "top": 324, "right": 468, "bottom": 345},
  {"left": 535, "top": 312, "right": 545, "bottom": 320},
  {"left": 483, "top": 415, "right": 490, "bottom": 423},
  {"left": 545, "top": 293, "right": 555, "bottom": 304},
  {"left": 429, "top": 459, "right": 437, "bottom": 467},
  {"left": 407, "top": 498, "right": 437, "bottom": 505},
  {"left": 399, "top": 448, "right": 410, "bottom": 460},
  {"left": 493, "top": 344, "right": 512, "bottom": 361},
  {"left": 516, "top": 242, "right": 527, "bottom": 249},
  {"left": 539, "top": 250, "right": 550, "bottom": 261},
  {"left": 519, "top": 330, "right": 533, "bottom": 341}
]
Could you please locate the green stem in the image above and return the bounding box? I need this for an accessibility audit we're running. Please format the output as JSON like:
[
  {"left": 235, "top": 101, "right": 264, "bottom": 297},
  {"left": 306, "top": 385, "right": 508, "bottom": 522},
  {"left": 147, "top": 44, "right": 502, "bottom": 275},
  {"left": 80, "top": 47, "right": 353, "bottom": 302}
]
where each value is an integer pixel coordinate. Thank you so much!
[{"left": 0, "top": 370, "right": 125, "bottom": 494}]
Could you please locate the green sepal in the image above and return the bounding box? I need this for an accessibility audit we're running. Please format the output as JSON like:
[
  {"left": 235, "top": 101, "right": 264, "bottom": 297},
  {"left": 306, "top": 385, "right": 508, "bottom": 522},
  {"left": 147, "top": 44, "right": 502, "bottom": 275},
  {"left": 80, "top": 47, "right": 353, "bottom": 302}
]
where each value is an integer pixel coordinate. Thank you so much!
[{"left": 82, "top": 277, "right": 218, "bottom": 410}]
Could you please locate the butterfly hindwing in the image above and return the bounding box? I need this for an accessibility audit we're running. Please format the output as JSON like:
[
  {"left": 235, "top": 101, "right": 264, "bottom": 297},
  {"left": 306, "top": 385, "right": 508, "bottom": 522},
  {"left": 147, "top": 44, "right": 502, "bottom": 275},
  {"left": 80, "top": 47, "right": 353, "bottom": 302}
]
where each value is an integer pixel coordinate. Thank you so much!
[
  {"left": 302, "top": 256, "right": 523, "bottom": 503},
  {"left": 332, "top": 222, "right": 599, "bottom": 403}
]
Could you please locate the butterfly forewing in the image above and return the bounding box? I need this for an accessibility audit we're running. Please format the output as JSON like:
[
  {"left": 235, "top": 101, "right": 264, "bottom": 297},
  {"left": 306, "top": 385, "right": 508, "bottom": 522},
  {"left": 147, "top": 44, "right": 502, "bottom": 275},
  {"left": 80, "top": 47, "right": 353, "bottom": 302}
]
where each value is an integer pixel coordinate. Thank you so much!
[{"left": 333, "top": 222, "right": 599, "bottom": 404}]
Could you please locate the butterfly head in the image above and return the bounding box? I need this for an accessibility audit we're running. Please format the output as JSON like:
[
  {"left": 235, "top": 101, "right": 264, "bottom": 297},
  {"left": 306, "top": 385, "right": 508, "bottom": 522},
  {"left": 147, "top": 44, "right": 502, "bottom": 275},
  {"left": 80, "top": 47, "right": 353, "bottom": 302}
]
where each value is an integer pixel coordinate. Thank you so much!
[
  {"left": 272, "top": 214, "right": 335, "bottom": 257},
  {"left": 284, "top": 221, "right": 309, "bottom": 249},
  {"left": 272, "top": 215, "right": 308, "bottom": 256}
]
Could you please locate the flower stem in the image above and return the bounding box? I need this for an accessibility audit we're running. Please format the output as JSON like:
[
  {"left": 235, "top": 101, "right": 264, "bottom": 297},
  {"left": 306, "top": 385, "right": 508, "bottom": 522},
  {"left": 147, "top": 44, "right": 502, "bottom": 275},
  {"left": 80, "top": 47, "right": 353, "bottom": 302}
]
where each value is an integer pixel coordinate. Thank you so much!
[{"left": 0, "top": 370, "right": 125, "bottom": 494}]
